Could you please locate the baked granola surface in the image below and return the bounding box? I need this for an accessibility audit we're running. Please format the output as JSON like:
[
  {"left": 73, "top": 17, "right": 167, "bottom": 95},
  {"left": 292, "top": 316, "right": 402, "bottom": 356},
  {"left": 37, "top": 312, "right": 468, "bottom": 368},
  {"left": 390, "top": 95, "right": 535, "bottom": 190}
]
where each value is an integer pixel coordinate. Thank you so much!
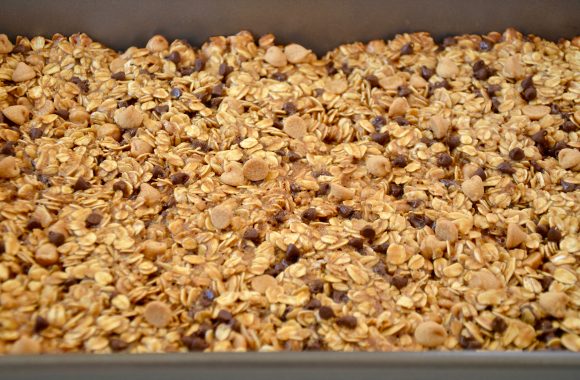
[{"left": 0, "top": 29, "right": 579, "bottom": 353}]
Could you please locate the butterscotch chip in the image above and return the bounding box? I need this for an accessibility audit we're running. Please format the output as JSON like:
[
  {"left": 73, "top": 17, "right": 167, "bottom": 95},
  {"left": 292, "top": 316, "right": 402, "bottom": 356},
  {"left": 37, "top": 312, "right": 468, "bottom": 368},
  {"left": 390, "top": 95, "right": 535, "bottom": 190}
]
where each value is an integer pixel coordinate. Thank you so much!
[
  {"left": 283, "top": 114, "right": 307, "bottom": 139},
  {"left": 435, "top": 219, "right": 458, "bottom": 242},
  {"left": 506, "top": 223, "right": 527, "bottom": 249},
  {"left": 366, "top": 155, "right": 391, "bottom": 177},
  {"left": 35, "top": 243, "right": 59, "bottom": 266},
  {"left": 251, "top": 275, "right": 278, "bottom": 294},
  {"left": 210, "top": 204, "right": 233, "bottom": 229},
  {"left": 143, "top": 301, "right": 172, "bottom": 327},
  {"left": 146, "top": 35, "right": 169, "bottom": 52},
  {"left": 0, "top": 34, "right": 13, "bottom": 54},
  {"left": 558, "top": 149, "right": 580, "bottom": 171},
  {"left": 414, "top": 321, "right": 447, "bottom": 347},
  {"left": 461, "top": 175, "right": 484, "bottom": 201},
  {"left": 436, "top": 57, "right": 459, "bottom": 78},
  {"left": 2, "top": 105, "right": 30, "bottom": 125},
  {"left": 264, "top": 46, "right": 287, "bottom": 67},
  {"left": 0, "top": 156, "right": 20, "bottom": 178},
  {"left": 539, "top": 291, "right": 569, "bottom": 318},
  {"left": 114, "top": 106, "right": 144, "bottom": 129},
  {"left": 242, "top": 158, "right": 269, "bottom": 181},
  {"left": 284, "top": 44, "right": 310, "bottom": 64},
  {"left": 10, "top": 337, "right": 41, "bottom": 354},
  {"left": 12, "top": 62, "right": 36, "bottom": 82}
]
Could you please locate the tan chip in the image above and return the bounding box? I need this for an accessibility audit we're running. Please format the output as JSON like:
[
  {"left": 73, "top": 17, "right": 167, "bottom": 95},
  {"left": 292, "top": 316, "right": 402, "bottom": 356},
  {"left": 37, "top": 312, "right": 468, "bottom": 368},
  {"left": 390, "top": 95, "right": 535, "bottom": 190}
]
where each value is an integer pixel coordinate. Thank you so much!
[
  {"left": 366, "top": 155, "right": 391, "bottom": 177},
  {"left": 35, "top": 243, "right": 59, "bottom": 266},
  {"left": 388, "top": 97, "right": 409, "bottom": 117},
  {"left": 414, "top": 321, "right": 447, "bottom": 347},
  {"left": 114, "top": 105, "right": 144, "bottom": 129},
  {"left": 2, "top": 105, "right": 30, "bottom": 125},
  {"left": 329, "top": 183, "right": 355, "bottom": 201},
  {"left": 130, "top": 138, "right": 153, "bottom": 157},
  {"left": 436, "top": 57, "right": 459, "bottom": 78},
  {"left": 420, "top": 235, "right": 446, "bottom": 259},
  {"left": 95, "top": 123, "right": 121, "bottom": 141},
  {"left": 146, "top": 35, "right": 169, "bottom": 52},
  {"left": 264, "top": 46, "right": 287, "bottom": 67},
  {"left": 138, "top": 183, "right": 162, "bottom": 206},
  {"left": 220, "top": 162, "right": 245, "bottom": 186},
  {"left": 210, "top": 204, "right": 233, "bottom": 229},
  {"left": 506, "top": 223, "right": 527, "bottom": 249},
  {"left": 461, "top": 175, "right": 484, "bottom": 201},
  {"left": 387, "top": 244, "right": 407, "bottom": 265},
  {"left": 503, "top": 54, "right": 524, "bottom": 79},
  {"left": 283, "top": 114, "right": 307, "bottom": 139},
  {"left": 284, "top": 44, "right": 311, "bottom": 64},
  {"left": 12, "top": 62, "right": 36, "bottom": 82},
  {"left": 143, "top": 301, "right": 172, "bottom": 327},
  {"left": 243, "top": 158, "right": 269, "bottom": 181}
]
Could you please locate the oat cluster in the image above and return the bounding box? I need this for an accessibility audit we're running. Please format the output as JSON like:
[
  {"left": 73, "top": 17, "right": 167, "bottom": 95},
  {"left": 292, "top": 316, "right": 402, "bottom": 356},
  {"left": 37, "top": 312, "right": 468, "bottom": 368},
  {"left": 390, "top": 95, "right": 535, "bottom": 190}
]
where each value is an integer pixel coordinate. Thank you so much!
[{"left": 0, "top": 29, "right": 579, "bottom": 354}]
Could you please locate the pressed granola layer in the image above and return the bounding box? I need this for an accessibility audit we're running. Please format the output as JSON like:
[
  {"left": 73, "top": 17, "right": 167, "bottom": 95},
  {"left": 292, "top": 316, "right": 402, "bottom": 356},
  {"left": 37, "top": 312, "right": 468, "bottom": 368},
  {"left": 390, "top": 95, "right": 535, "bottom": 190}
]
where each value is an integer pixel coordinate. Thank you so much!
[{"left": 0, "top": 29, "right": 579, "bottom": 353}]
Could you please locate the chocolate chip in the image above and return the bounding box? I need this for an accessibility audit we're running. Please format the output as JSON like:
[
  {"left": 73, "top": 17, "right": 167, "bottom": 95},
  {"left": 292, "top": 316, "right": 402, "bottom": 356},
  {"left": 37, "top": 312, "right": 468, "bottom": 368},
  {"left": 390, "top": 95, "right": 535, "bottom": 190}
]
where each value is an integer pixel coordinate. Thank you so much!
[
  {"left": 216, "top": 309, "right": 233, "bottom": 324},
  {"left": 198, "top": 289, "right": 215, "bottom": 307},
  {"left": 421, "top": 66, "right": 434, "bottom": 80},
  {"left": 486, "top": 84, "right": 501, "bottom": 97},
  {"left": 192, "top": 57, "right": 205, "bottom": 72},
  {"left": 336, "top": 316, "right": 357, "bottom": 329},
  {"left": 273, "top": 210, "right": 287, "bottom": 224},
  {"left": 218, "top": 63, "right": 233, "bottom": 77},
  {"left": 373, "top": 243, "right": 390, "bottom": 254},
  {"left": 319, "top": 306, "right": 334, "bottom": 320},
  {"left": 243, "top": 228, "right": 260, "bottom": 244},
  {"left": 442, "top": 36, "right": 456, "bottom": 47},
  {"left": 348, "top": 237, "right": 364, "bottom": 250},
  {"left": 286, "top": 151, "right": 301, "bottom": 162},
  {"left": 530, "top": 160, "right": 544, "bottom": 173},
  {"left": 283, "top": 102, "right": 297, "bottom": 115},
  {"left": 316, "top": 183, "right": 330, "bottom": 197},
  {"left": 341, "top": 63, "right": 353, "bottom": 75},
  {"left": 337, "top": 204, "right": 354, "bottom": 218},
  {"left": 509, "top": 147, "right": 525, "bottom": 161},
  {"left": 170, "top": 172, "right": 189, "bottom": 185},
  {"left": 491, "top": 97, "right": 501, "bottom": 113},
  {"left": 360, "top": 225, "right": 376, "bottom": 241},
  {"left": 373, "top": 262, "right": 388, "bottom": 276},
  {"left": 26, "top": 219, "right": 42, "bottom": 230},
  {"left": 0, "top": 241, "right": 4, "bottom": 255},
  {"left": 302, "top": 208, "right": 318, "bottom": 222},
  {"left": 272, "top": 72, "right": 287, "bottom": 81},
  {"left": 73, "top": 177, "right": 91, "bottom": 191},
  {"left": 211, "top": 83, "right": 225, "bottom": 97},
  {"left": 309, "top": 279, "right": 324, "bottom": 294},
  {"left": 444, "top": 134, "right": 460, "bottom": 150},
  {"left": 497, "top": 161, "right": 515, "bottom": 174},
  {"left": 33, "top": 316, "right": 49, "bottom": 333},
  {"left": 473, "top": 60, "right": 491, "bottom": 80},
  {"left": 151, "top": 166, "right": 165, "bottom": 179},
  {"left": 561, "top": 180, "right": 577, "bottom": 193},
  {"left": 388, "top": 182, "right": 404, "bottom": 198},
  {"left": 111, "top": 71, "right": 126, "bottom": 80},
  {"left": 390, "top": 275, "right": 409, "bottom": 290},
  {"left": 473, "top": 167, "right": 487, "bottom": 180},
  {"left": 182, "top": 336, "right": 208, "bottom": 351},
  {"left": 109, "top": 338, "right": 129, "bottom": 352},
  {"left": 536, "top": 223, "right": 549, "bottom": 238},
  {"left": 491, "top": 317, "right": 507, "bottom": 333},
  {"left": 408, "top": 213, "right": 430, "bottom": 229},
  {"left": 531, "top": 130, "right": 548, "bottom": 146},
  {"left": 440, "top": 178, "right": 456, "bottom": 187},
  {"left": 392, "top": 155, "right": 407, "bottom": 168},
  {"left": 400, "top": 43, "right": 413, "bottom": 55},
  {"left": 71, "top": 76, "right": 89, "bottom": 93},
  {"left": 521, "top": 75, "right": 534, "bottom": 89},
  {"left": 459, "top": 335, "right": 483, "bottom": 349},
  {"left": 436, "top": 153, "right": 453, "bottom": 168},
  {"left": 113, "top": 181, "right": 128, "bottom": 195},
  {"left": 371, "top": 116, "right": 386, "bottom": 130},
  {"left": 365, "top": 74, "right": 380, "bottom": 88},
  {"left": 547, "top": 227, "right": 562, "bottom": 243},
  {"left": 165, "top": 51, "right": 181, "bottom": 64},
  {"left": 12, "top": 44, "right": 30, "bottom": 53},
  {"left": 370, "top": 132, "right": 390, "bottom": 145},
  {"left": 521, "top": 86, "right": 537, "bottom": 102},
  {"left": 397, "top": 86, "right": 412, "bottom": 98},
  {"left": 179, "top": 66, "right": 195, "bottom": 76},
  {"left": 29, "top": 127, "right": 43, "bottom": 140},
  {"left": 48, "top": 231, "right": 65, "bottom": 247},
  {"left": 479, "top": 39, "right": 494, "bottom": 51},
  {"left": 170, "top": 87, "right": 182, "bottom": 99},
  {"left": 191, "top": 139, "right": 210, "bottom": 152},
  {"left": 0, "top": 142, "right": 16, "bottom": 156},
  {"left": 154, "top": 104, "right": 169, "bottom": 114},
  {"left": 285, "top": 244, "right": 301, "bottom": 263},
  {"left": 540, "top": 276, "right": 554, "bottom": 291},
  {"left": 394, "top": 116, "right": 409, "bottom": 126},
  {"left": 561, "top": 120, "right": 577, "bottom": 132},
  {"left": 85, "top": 212, "right": 102, "bottom": 228},
  {"left": 305, "top": 298, "right": 321, "bottom": 310}
]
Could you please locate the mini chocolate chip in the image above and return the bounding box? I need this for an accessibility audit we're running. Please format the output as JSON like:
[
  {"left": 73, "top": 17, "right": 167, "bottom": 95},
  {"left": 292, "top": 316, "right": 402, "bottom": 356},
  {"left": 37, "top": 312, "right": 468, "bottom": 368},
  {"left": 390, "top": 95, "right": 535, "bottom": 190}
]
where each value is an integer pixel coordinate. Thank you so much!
[
  {"left": 111, "top": 71, "right": 126, "bottom": 80},
  {"left": 536, "top": 223, "right": 549, "bottom": 238},
  {"left": 210, "top": 97, "right": 223, "bottom": 108},
  {"left": 109, "top": 338, "right": 129, "bottom": 352},
  {"left": 436, "top": 153, "right": 453, "bottom": 168},
  {"left": 316, "top": 183, "right": 330, "bottom": 197},
  {"left": 447, "top": 134, "right": 461, "bottom": 150},
  {"left": 392, "top": 155, "right": 407, "bottom": 168},
  {"left": 71, "top": 76, "right": 89, "bottom": 93},
  {"left": 540, "top": 276, "right": 554, "bottom": 291},
  {"left": 486, "top": 84, "right": 501, "bottom": 97},
  {"left": 211, "top": 83, "right": 225, "bottom": 97},
  {"left": 473, "top": 60, "right": 490, "bottom": 80},
  {"left": 319, "top": 306, "right": 334, "bottom": 320},
  {"left": 73, "top": 177, "right": 91, "bottom": 191},
  {"left": 33, "top": 316, "right": 49, "bottom": 333},
  {"left": 218, "top": 63, "right": 233, "bottom": 77},
  {"left": 182, "top": 336, "right": 208, "bottom": 351},
  {"left": 491, "top": 317, "right": 508, "bottom": 333},
  {"left": 530, "top": 160, "right": 544, "bottom": 173},
  {"left": 459, "top": 335, "right": 483, "bottom": 349},
  {"left": 216, "top": 309, "right": 233, "bottom": 324},
  {"left": 285, "top": 244, "right": 301, "bottom": 263},
  {"left": 191, "top": 139, "right": 210, "bottom": 152},
  {"left": 397, "top": 85, "right": 411, "bottom": 97},
  {"left": 341, "top": 63, "right": 353, "bottom": 75},
  {"left": 302, "top": 208, "right": 318, "bottom": 222},
  {"left": 479, "top": 39, "right": 494, "bottom": 51},
  {"left": 85, "top": 212, "right": 102, "bottom": 228},
  {"left": 283, "top": 102, "right": 297, "bottom": 115},
  {"left": 336, "top": 316, "right": 357, "bottom": 329},
  {"left": 421, "top": 66, "right": 434, "bottom": 80},
  {"left": 272, "top": 72, "right": 287, "bottom": 81},
  {"left": 400, "top": 42, "right": 413, "bottom": 55},
  {"left": 419, "top": 137, "right": 434, "bottom": 147},
  {"left": 491, "top": 97, "right": 501, "bottom": 113},
  {"left": 170, "top": 172, "right": 189, "bottom": 185},
  {"left": 170, "top": 87, "right": 182, "bottom": 99},
  {"left": 389, "top": 182, "right": 404, "bottom": 198},
  {"left": 360, "top": 225, "right": 376, "bottom": 241},
  {"left": 243, "top": 228, "right": 260, "bottom": 244},
  {"left": 113, "top": 181, "right": 128, "bottom": 195},
  {"left": 12, "top": 44, "right": 30, "bottom": 53},
  {"left": 0, "top": 241, "right": 4, "bottom": 255},
  {"left": 531, "top": 130, "right": 547, "bottom": 146},
  {"left": 370, "top": 132, "right": 390, "bottom": 145},
  {"left": 37, "top": 174, "right": 52, "bottom": 187},
  {"left": 547, "top": 227, "right": 562, "bottom": 243},
  {"left": 440, "top": 179, "right": 456, "bottom": 187},
  {"left": 29, "top": 127, "right": 43, "bottom": 140},
  {"left": 337, "top": 204, "right": 354, "bottom": 218},
  {"left": 287, "top": 151, "right": 301, "bottom": 162},
  {"left": 509, "top": 147, "right": 525, "bottom": 161},
  {"left": 550, "top": 103, "right": 561, "bottom": 115},
  {"left": 521, "top": 86, "right": 537, "bottom": 102},
  {"left": 151, "top": 166, "right": 165, "bottom": 179},
  {"left": 408, "top": 213, "right": 429, "bottom": 229},
  {"left": 192, "top": 57, "right": 205, "bottom": 72},
  {"left": 290, "top": 183, "right": 302, "bottom": 193},
  {"left": 371, "top": 116, "right": 386, "bottom": 130},
  {"left": 0, "top": 142, "right": 16, "bottom": 156},
  {"left": 199, "top": 289, "right": 215, "bottom": 307},
  {"left": 348, "top": 237, "right": 364, "bottom": 250},
  {"left": 273, "top": 210, "right": 287, "bottom": 224},
  {"left": 26, "top": 219, "right": 42, "bottom": 230},
  {"left": 373, "top": 262, "right": 388, "bottom": 276},
  {"left": 154, "top": 104, "right": 169, "bottom": 114},
  {"left": 561, "top": 180, "right": 577, "bottom": 193},
  {"left": 165, "top": 51, "right": 181, "bottom": 64},
  {"left": 390, "top": 275, "right": 409, "bottom": 290},
  {"left": 521, "top": 75, "right": 534, "bottom": 89},
  {"left": 365, "top": 74, "right": 380, "bottom": 88},
  {"left": 394, "top": 116, "right": 409, "bottom": 126},
  {"left": 373, "top": 243, "right": 390, "bottom": 254},
  {"left": 497, "top": 161, "right": 515, "bottom": 174},
  {"left": 305, "top": 299, "right": 321, "bottom": 310},
  {"left": 48, "top": 231, "right": 65, "bottom": 246},
  {"left": 331, "top": 289, "right": 346, "bottom": 303},
  {"left": 473, "top": 167, "right": 487, "bottom": 180},
  {"left": 442, "top": 36, "right": 456, "bottom": 47},
  {"left": 561, "top": 120, "right": 577, "bottom": 132},
  {"left": 179, "top": 66, "right": 195, "bottom": 76},
  {"left": 309, "top": 279, "right": 324, "bottom": 294}
]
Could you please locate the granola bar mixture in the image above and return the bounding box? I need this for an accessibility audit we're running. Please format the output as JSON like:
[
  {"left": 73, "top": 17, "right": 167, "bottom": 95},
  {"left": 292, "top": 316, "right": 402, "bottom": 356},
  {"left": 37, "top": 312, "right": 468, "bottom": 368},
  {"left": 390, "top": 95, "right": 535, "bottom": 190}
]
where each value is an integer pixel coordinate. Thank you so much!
[{"left": 0, "top": 29, "right": 579, "bottom": 354}]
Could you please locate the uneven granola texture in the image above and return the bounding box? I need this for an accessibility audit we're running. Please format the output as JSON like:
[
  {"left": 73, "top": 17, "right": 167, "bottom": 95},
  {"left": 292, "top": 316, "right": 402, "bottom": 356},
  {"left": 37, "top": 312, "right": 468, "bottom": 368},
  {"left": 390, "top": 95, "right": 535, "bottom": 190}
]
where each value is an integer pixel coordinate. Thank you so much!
[{"left": 0, "top": 29, "right": 579, "bottom": 354}]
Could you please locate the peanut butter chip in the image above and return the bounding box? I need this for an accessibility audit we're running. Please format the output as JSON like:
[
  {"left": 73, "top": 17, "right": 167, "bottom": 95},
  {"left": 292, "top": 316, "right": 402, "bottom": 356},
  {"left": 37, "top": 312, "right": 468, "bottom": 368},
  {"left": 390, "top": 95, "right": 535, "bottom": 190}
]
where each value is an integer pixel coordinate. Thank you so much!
[
  {"left": 558, "top": 149, "right": 580, "bottom": 171},
  {"left": 522, "top": 105, "right": 550, "bottom": 120},
  {"left": 539, "top": 291, "right": 569, "bottom": 318},
  {"left": 143, "top": 301, "right": 172, "bottom": 328},
  {"left": 435, "top": 219, "right": 458, "bottom": 242},
  {"left": 264, "top": 46, "right": 287, "bottom": 67},
  {"left": 506, "top": 223, "right": 527, "bottom": 249},
  {"left": 0, "top": 34, "right": 13, "bottom": 54},
  {"left": 210, "top": 204, "right": 233, "bottom": 229},
  {"left": 146, "top": 35, "right": 169, "bottom": 52},
  {"left": 386, "top": 244, "right": 407, "bottom": 265},
  {"left": 251, "top": 275, "right": 278, "bottom": 294},
  {"left": 10, "top": 337, "right": 41, "bottom": 354},
  {"left": 388, "top": 97, "right": 409, "bottom": 117},
  {"left": 12, "top": 62, "right": 36, "bottom": 82},
  {"left": 242, "top": 158, "right": 269, "bottom": 181},
  {"left": 35, "top": 243, "right": 59, "bottom": 266},
  {"left": 220, "top": 162, "right": 245, "bottom": 186},
  {"left": 436, "top": 58, "right": 459, "bottom": 78},
  {"left": 414, "top": 321, "right": 447, "bottom": 347},
  {"left": 430, "top": 115, "right": 450, "bottom": 139},
  {"left": 366, "top": 155, "right": 391, "bottom": 177},
  {"left": 284, "top": 44, "right": 311, "bottom": 64},
  {"left": 461, "top": 175, "right": 484, "bottom": 201},
  {"left": 283, "top": 114, "right": 307, "bottom": 139},
  {"left": 469, "top": 270, "right": 502, "bottom": 290},
  {"left": 0, "top": 156, "right": 20, "bottom": 178},
  {"left": 115, "top": 106, "right": 144, "bottom": 129},
  {"left": 2, "top": 105, "right": 30, "bottom": 125}
]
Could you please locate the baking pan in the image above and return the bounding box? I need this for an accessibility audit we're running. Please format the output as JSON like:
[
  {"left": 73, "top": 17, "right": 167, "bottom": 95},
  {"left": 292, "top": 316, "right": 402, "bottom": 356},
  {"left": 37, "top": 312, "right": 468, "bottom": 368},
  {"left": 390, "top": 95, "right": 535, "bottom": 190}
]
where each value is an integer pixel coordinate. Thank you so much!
[{"left": 1, "top": 1, "right": 580, "bottom": 379}]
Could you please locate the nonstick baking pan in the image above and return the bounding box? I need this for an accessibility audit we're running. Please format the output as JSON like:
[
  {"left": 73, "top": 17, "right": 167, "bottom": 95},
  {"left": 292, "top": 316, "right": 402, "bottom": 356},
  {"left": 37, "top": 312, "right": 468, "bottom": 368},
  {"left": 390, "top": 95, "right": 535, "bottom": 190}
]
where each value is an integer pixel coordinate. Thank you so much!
[{"left": 1, "top": 1, "right": 579, "bottom": 379}]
